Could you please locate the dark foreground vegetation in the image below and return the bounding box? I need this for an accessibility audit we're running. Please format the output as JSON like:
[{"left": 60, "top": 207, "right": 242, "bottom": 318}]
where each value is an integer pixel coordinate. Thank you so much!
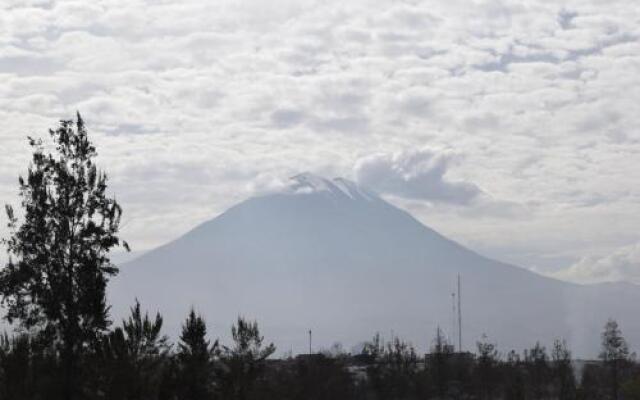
[
  {"left": 2, "top": 308, "right": 640, "bottom": 400},
  {"left": 1, "top": 115, "right": 639, "bottom": 400}
]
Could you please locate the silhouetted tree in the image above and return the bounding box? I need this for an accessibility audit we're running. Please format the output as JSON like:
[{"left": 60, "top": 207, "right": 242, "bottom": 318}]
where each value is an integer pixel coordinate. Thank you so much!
[
  {"left": 362, "top": 333, "right": 387, "bottom": 399},
  {"left": 361, "top": 333, "right": 385, "bottom": 361},
  {"left": 503, "top": 350, "right": 525, "bottom": 400},
  {"left": 428, "top": 327, "right": 455, "bottom": 397},
  {"left": 177, "top": 309, "right": 218, "bottom": 400},
  {"left": 93, "top": 300, "right": 169, "bottom": 400},
  {"left": 383, "top": 338, "right": 419, "bottom": 399},
  {"left": 475, "top": 334, "right": 500, "bottom": 399},
  {"left": 0, "top": 114, "right": 128, "bottom": 399},
  {"left": 220, "top": 317, "right": 275, "bottom": 400},
  {"left": 524, "top": 342, "right": 550, "bottom": 400},
  {"left": 600, "top": 319, "right": 630, "bottom": 400},
  {"left": 551, "top": 339, "right": 576, "bottom": 400},
  {"left": 361, "top": 333, "right": 421, "bottom": 400},
  {"left": 0, "top": 334, "right": 33, "bottom": 400}
]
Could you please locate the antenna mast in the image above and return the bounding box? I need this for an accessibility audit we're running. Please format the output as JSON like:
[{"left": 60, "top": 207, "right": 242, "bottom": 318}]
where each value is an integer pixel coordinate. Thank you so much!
[
  {"left": 451, "top": 292, "right": 456, "bottom": 350},
  {"left": 457, "top": 274, "right": 462, "bottom": 352},
  {"left": 309, "top": 329, "right": 312, "bottom": 355}
]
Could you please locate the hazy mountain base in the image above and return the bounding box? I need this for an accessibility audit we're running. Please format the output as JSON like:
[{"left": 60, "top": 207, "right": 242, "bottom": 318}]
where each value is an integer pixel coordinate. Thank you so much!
[{"left": 109, "top": 174, "right": 640, "bottom": 358}]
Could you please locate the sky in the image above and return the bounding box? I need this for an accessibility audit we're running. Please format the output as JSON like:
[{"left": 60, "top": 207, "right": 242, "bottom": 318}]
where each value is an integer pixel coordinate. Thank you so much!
[{"left": 1, "top": 0, "right": 639, "bottom": 285}]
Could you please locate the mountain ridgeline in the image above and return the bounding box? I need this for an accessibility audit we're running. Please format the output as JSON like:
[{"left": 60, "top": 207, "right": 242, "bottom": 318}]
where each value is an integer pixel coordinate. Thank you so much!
[{"left": 111, "top": 173, "right": 640, "bottom": 357}]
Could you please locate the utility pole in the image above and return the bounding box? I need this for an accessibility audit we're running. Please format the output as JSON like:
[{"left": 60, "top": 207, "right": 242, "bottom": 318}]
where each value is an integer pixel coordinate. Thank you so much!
[
  {"left": 451, "top": 292, "right": 456, "bottom": 351},
  {"left": 309, "top": 329, "right": 312, "bottom": 355},
  {"left": 457, "top": 274, "right": 462, "bottom": 352}
]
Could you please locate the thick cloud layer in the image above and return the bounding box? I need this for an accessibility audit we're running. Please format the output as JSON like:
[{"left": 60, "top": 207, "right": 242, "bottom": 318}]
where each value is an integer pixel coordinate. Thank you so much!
[
  {"left": 355, "top": 149, "right": 481, "bottom": 204},
  {"left": 1, "top": 0, "right": 640, "bottom": 283}
]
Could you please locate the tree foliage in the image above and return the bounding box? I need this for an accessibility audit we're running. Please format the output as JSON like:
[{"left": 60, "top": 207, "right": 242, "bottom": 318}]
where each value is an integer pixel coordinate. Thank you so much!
[
  {"left": 220, "top": 316, "right": 276, "bottom": 400},
  {"left": 600, "top": 319, "right": 631, "bottom": 400},
  {"left": 0, "top": 114, "right": 127, "bottom": 399},
  {"left": 552, "top": 339, "right": 576, "bottom": 400},
  {"left": 177, "top": 309, "right": 218, "bottom": 400}
]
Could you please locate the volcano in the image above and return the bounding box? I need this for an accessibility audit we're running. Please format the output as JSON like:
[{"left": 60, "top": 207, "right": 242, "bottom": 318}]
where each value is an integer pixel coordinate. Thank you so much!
[{"left": 110, "top": 173, "right": 640, "bottom": 357}]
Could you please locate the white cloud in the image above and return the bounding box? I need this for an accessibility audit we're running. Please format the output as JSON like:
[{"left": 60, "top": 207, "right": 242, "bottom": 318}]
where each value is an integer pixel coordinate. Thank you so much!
[
  {"left": 552, "top": 243, "right": 640, "bottom": 284},
  {"left": 354, "top": 149, "right": 482, "bottom": 205},
  {"left": 0, "top": 0, "right": 639, "bottom": 272}
]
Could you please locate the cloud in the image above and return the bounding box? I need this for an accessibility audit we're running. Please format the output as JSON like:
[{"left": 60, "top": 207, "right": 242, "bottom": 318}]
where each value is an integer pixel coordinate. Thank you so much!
[
  {"left": 270, "top": 109, "right": 305, "bottom": 128},
  {"left": 552, "top": 243, "right": 640, "bottom": 285},
  {"left": 354, "top": 149, "right": 482, "bottom": 205},
  {"left": 0, "top": 0, "right": 639, "bottom": 269}
]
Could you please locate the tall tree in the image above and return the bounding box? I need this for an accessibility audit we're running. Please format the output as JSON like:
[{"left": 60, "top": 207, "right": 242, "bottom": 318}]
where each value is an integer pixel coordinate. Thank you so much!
[
  {"left": 177, "top": 309, "right": 218, "bottom": 400},
  {"left": 93, "top": 300, "right": 169, "bottom": 400},
  {"left": 524, "top": 342, "right": 549, "bottom": 400},
  {"left": 600, "top": 319, "right": 630, "bottom": 400},
  {"left": 220, "top": 317, "right": 275, "bottom": 400},
  {"left": 551, "top": 339, "right": 575, "bottom": 400},
  {"left": 0, "top": 114, "right": 128, "bottom": 399}
]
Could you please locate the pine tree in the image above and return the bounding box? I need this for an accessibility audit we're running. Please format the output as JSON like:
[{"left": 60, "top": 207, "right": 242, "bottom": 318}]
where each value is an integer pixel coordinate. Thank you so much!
[
  {"left": 600, "top": 319, "right": 630, "bottom": 400},
  {"left": 94, "top": 300, "right": 169, "bottom": 400},
  {"left": 122, "top": 300, "right": 170, "bottom": 361},
  {"left": 124, "top": 300, "right": 170, "bottom": 399},
  {"left": 220, "top": 317, "right": 275, "bottom": 400},
  {"left": 177, "top": 309, "right": 218, "bottom": 400},
  {"left": 0, "top": 114, "right": 128, "bottom": 399}
]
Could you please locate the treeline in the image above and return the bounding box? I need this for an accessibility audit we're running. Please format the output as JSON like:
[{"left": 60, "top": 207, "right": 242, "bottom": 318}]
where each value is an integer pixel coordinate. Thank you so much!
[
  {"left": 1, "top": 115, "right": 639, "bottom": 400},
  {"left": 0, "top": 301, "right": 276, "bottom": 400},
  {"left": 1, "top": 310, "right": 639, "bottom": 400},
  {"left": 345, "top": 322, "right": 640, "bottom": 400}
]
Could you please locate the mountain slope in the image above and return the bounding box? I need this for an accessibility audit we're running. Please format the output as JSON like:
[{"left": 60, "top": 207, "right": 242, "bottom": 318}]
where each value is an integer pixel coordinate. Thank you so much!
[{"left": 110, "top": 174, "right": 640, "bottom": 357}]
